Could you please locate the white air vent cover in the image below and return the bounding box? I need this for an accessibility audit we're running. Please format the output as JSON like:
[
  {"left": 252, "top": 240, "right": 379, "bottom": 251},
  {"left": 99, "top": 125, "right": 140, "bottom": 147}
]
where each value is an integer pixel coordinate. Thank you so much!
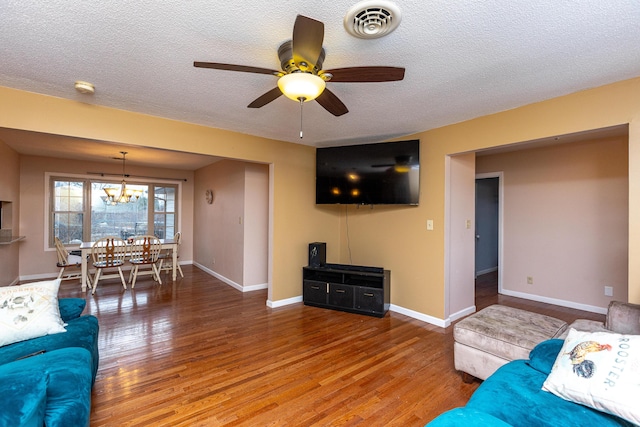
[{"left": 344, "top": 0, "right": 402, "bottom": 39}]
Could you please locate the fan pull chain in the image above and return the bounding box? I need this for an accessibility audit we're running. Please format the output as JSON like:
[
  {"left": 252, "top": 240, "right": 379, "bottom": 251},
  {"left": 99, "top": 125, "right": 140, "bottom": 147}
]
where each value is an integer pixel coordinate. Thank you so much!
[{"left": 299, "top": 98, "right": 304, "bottom": 139}]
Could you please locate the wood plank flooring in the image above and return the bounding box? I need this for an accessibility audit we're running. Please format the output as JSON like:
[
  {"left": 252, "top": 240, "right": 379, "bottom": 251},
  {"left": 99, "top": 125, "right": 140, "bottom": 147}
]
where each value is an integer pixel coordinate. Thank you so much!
[{"left": 55, "top": 267, "right": 604, "bottom": 426}]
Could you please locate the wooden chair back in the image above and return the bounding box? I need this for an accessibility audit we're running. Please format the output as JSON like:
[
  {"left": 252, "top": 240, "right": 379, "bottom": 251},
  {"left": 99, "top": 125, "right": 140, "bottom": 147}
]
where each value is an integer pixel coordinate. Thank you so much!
[
  {"left": 91, "top": 236, "right": 127, "bottom": 268},
  {"left": 130, "top": 235, "right": 162, "bottom": 264}
]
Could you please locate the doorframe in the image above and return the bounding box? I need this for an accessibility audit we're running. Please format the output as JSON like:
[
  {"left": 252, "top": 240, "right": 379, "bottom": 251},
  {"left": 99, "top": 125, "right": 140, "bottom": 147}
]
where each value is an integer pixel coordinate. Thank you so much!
[{"left": 475, "top": 171, "right": 504, "bottom": 294}]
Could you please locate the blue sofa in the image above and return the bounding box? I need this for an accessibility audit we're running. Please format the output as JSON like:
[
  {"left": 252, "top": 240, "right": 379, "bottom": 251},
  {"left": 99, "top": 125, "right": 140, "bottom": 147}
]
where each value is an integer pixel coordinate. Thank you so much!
[
  {"left": 426, "top": 339, "right": 632, "bottom": 427},
  {"left": 0, "top": 298, "right": 99, "bottom": 427}
]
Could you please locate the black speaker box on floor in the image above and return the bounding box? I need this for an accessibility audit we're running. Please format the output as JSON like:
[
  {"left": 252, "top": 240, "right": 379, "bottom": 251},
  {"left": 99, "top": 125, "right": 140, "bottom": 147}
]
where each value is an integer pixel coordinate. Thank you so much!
[{"left": 308, "top": 242, "right": 326, "bottom": 267}]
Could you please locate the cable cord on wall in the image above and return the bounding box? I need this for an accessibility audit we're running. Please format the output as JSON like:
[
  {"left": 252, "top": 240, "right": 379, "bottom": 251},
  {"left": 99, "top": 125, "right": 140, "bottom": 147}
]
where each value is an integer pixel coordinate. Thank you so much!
[{"left": 345, "top": 205, "right": 353, "bottom": 264}]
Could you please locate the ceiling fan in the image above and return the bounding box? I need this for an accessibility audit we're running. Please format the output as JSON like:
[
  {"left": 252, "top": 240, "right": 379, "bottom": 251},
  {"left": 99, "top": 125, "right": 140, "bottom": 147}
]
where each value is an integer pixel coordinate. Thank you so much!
[{"left": 194, "top": 15, "right": 405, "bottom": 117}]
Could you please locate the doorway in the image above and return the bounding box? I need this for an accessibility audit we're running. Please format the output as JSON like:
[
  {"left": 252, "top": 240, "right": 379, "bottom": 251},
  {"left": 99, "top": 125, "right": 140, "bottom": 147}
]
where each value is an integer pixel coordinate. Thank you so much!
[{"left": 475, "top": 173, "right": 502, "bottom": 303}]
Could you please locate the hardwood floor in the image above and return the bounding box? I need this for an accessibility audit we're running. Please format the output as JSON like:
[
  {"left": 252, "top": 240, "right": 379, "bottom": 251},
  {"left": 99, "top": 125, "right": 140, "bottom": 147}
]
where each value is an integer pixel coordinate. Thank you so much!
[{"left": 55, "top": 267, "right": 604, "bottom": 426}]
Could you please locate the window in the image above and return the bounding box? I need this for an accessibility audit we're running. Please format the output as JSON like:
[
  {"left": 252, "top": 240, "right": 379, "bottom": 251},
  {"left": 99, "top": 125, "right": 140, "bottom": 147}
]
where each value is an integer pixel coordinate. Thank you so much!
[
  {"left": 153, "top": 186, "right": 176, "bottom": 240},
  {"left": 51, "top": 176, "right": 178, "bottom": 246},
  {"left": 52, "top": 180, "right": 85, "bottom": 244},
  {"left": 90, "top": 182, "right": 149, "bottom": 241}
]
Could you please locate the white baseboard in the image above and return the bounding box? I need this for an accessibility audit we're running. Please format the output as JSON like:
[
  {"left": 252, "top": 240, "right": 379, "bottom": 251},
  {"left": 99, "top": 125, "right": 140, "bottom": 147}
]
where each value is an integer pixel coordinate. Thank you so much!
[
  {"left": 19, "top": 272, "right": 58, "bottom": 282},
  {"left": 389, "top": 304, "right": 449, "bottom": 328},
  {"left": 500, "top": 288, "right": 608, "bottom": 315},
  {"left": 192, "top": 262, "right": 267, "bottom": 292},
  {"left": 267, "top": 295, "right": 303, "bottom": 308},
  {"left": 448, "top": 305, "right": 476, "bottom": 323}
]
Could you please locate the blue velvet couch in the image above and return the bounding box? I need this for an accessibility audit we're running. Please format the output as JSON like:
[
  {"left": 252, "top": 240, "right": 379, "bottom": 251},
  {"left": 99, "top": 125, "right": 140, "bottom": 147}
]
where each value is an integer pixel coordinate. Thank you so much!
[
  {"left": 0, "top": 298, "right": 99, "bottom": 427},
  {"left": 427, "top": 339, "right": 632, "bottom": 427}
]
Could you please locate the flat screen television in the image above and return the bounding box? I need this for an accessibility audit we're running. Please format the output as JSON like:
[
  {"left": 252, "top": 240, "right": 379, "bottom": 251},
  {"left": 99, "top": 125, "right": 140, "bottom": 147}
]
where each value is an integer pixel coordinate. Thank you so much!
[{"left": 316, "top": 139, "right": 420, "bottom": 205}]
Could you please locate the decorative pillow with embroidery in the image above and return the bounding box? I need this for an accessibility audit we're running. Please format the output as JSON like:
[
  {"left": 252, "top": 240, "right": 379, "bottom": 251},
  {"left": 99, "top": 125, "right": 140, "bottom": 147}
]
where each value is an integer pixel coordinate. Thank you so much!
[
  {"left": 542, "top": 328, "right": 640, "bottom": 425},
  {"left": 0, "top": 279, "right": 66, "bottom": 347}
]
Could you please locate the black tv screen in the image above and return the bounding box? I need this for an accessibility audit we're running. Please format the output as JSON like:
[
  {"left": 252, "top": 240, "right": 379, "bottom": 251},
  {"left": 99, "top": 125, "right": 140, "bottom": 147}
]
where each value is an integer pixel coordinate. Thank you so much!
[{"left": 316, "top": 139, "right": 420, "bottom": 205}]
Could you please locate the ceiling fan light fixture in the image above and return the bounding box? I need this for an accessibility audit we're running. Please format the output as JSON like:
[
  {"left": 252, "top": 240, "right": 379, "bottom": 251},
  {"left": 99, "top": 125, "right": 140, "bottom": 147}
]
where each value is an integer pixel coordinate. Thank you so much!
[{"left": 277, "top": 73, "right": 326, "bottom": 102}]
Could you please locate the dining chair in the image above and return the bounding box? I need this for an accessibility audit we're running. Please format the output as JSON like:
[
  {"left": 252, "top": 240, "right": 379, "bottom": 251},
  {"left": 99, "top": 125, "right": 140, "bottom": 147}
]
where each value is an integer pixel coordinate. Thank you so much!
[
  {"left": 159, "top": 231, "right": 184, "bottom": 278},
  {"left": 55, "top": 237, "right": 91, "bottom": 287},
  {"left": 91, "top": 236, "right": 128, "bottom": 294},
  {"left": 128, "top": 235, "right": 163, "bottom": 288}
]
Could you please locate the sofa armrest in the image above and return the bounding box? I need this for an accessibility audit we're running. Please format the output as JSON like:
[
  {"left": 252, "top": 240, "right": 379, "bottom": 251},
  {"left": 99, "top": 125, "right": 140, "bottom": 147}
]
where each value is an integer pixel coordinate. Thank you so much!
[
  {"left": 605, "top": 301, "right": 640, "bottom": 334},
  {"left": 555, "top": 319, "right": 608, "bottom": 339},
  {"left": 58, "top": 298, "right": 86, "bottom": 322}
]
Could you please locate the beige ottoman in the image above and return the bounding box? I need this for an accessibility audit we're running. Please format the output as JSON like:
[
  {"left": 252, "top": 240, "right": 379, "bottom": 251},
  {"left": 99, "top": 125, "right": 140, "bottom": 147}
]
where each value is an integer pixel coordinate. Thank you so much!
[{"left": 454, "top": 305, "right": 568, "bottom": 381}]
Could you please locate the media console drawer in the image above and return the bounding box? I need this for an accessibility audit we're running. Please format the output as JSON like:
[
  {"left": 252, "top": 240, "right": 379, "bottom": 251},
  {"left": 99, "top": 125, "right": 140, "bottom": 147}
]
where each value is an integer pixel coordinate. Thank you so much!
[
  {"left": 302, "top": 266, "right": 390, "bottom": 318},
  {"left": 355, "top": 287, "right": 385, "bottom": 315},
  {"left": 303, "top": 280, "right": 328, "bottom": 305}
]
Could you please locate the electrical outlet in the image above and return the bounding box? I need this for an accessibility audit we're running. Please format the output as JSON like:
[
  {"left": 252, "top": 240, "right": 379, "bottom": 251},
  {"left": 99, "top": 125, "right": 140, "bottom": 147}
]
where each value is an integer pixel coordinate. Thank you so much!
[
  {"left": 604, "top": 286, "right": 613, "bottom": 297},
  {"left": 527, "top": 276, "right": 533, "bottom": 285}
]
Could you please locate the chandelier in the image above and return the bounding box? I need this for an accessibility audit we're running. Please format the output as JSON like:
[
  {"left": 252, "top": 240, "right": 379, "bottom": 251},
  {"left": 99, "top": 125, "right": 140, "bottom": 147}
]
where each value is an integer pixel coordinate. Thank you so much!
[{"left": 103, "top": 151, "right": 143, "bottom": 205}]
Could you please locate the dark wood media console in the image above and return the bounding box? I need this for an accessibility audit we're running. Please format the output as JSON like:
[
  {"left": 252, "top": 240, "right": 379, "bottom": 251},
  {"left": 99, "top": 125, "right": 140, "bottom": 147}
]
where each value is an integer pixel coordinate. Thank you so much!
[{"left": 302, "top": 264, "right": 390, "bottom": 317}]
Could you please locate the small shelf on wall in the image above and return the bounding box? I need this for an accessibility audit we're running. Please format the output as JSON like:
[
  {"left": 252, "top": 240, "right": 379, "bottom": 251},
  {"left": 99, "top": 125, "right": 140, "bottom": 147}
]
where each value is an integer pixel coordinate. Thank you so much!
[
  {"left": 0, "top": 200, "right": 10, "bottom": 229},
  {"left": 0, "top": 200, "right": 23, "bottom": 244},
  {"left": 0, "top": 235, "right": 25, "bottom": 245}
]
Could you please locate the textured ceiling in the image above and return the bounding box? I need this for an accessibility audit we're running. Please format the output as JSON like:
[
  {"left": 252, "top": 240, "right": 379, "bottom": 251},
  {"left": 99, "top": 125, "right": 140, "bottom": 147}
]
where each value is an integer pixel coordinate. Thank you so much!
[{"left": 1, "top": 0, "right": 640, "bottom": 150}]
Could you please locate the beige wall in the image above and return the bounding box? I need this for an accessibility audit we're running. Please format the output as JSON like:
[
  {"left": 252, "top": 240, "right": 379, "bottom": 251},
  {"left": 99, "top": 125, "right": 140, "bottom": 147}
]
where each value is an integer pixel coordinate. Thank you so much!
[
  {"left": 0, "top": 140, "right": 21, "bottom": 286},
  {"left": 477, "top": 136, "right": 628, "bottom": 310},
  {"left": 193, "top": 159, "right": 269, "bottom": 289},
  {"left": 16, "top": 155, "right": 195, "bottom": 279},
  {"left": 194, "top": 160, "right": 245, "bottom": 284},
  {"left": 243, "top": 163, "right": 269, "bottom": 288},
  {"left": 1, "top": 76, "right": 639, "bottom": 321}
]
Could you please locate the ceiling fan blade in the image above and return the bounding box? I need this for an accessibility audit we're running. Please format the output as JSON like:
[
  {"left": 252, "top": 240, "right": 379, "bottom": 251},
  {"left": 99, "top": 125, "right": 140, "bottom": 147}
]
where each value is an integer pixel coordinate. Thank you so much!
[
  {"left": 194, "top": 62, "right": 279, "bottom": 76},
  {"left": 292, "top": 15, "right": 324, "bottom": 67},
  {"left": 324, "top": 67, "right": 405, "bottom": 83},
  {"left": 247, "top": 87, "right": 283, "bottom": 108},
  {"left": 315, "top": 88, "right": 348, "bottom": 117}
]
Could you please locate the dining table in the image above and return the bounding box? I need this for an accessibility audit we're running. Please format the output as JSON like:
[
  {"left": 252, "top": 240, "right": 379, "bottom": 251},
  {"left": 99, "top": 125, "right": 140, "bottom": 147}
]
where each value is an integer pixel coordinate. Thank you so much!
[{"left": 79, "top": 238, "right": 177, "bottom": 292}]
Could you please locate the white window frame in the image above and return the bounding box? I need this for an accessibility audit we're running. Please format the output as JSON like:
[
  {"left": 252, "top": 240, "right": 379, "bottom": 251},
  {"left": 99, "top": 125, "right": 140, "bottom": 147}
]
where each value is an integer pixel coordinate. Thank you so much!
[{"left": 45, "top": 172, "right": 182, "bottom": 250}]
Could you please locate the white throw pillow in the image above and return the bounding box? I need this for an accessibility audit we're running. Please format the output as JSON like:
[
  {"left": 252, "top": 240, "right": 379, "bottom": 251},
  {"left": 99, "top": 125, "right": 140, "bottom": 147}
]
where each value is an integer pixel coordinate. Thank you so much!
[
  {"left": 0, "top": 279, "right": 66, "bottom": 347},
  {"left": 542, "top": 328, "right": 640, "bottom": 425}
]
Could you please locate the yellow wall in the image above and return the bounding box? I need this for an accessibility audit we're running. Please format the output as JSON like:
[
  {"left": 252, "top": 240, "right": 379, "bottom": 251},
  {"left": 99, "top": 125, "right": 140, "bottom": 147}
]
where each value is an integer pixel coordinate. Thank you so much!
[
  {"left": 339, "top": 77, "right": 640, "bottom": 317},
  {"left": 1, "top": 77, "right": 638, "bottom": 318}
]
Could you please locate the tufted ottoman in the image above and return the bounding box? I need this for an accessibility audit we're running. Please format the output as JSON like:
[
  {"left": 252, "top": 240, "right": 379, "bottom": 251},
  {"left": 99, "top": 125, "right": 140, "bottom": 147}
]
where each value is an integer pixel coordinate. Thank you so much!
[{"left": 454, "top": 304, "right": 568, "bottom": 381}]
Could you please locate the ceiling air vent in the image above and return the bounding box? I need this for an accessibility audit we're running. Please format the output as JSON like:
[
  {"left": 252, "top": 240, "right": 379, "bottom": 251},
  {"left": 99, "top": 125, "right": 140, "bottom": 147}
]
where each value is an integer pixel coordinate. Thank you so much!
[{"left": 344, "top": 0, "right": 402, "bottom": 39}]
